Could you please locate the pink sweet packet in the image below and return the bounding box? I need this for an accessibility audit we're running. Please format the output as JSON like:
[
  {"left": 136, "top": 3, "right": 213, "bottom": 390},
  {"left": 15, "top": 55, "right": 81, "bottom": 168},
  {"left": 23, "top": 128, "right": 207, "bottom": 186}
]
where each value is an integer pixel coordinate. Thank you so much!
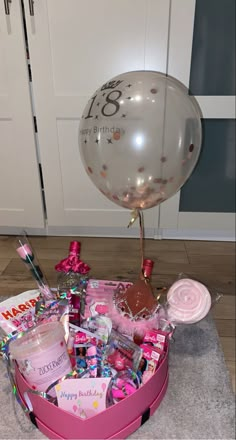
[
  {"left": 0, "top": 290, "right": 70, "bottom": 346},
  {"left": 0, "top": 289, "right": 40, "bottom": 335},
  {"left": 69, "top": 323, "right": 103, "bottom": 348},
  {"left": 140, "top": 343, "right": 163, "bottom": 365},
  {"left": 84, "top": 279, "right": 133, "bottom": 319},
  {"left": 87, "top": 279, "right": 133, "bottom": 291},
  {"left": 74, "top": 331, "right": 98, "bottom": 347},
  {"left": 139, "top": 344, "right": 164, "bottom": 384},
  {"left": 143, "top": 329, "right": 168, "bottom": 351}
]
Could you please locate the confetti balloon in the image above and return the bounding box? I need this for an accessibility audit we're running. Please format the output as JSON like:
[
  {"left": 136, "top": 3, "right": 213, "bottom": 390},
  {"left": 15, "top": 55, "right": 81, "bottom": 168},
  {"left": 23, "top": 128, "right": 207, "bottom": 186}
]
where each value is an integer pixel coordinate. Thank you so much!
[{"left": 79, "top": 71, "right": 202, "bottom": 210}]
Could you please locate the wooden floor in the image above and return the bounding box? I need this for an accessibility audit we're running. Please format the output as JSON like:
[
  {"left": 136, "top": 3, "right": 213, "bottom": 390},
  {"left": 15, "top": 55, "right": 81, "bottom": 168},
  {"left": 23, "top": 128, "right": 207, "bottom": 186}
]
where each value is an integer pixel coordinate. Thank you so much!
[{"left": 0, "top": 235, "right": 235, "bottom": 391}]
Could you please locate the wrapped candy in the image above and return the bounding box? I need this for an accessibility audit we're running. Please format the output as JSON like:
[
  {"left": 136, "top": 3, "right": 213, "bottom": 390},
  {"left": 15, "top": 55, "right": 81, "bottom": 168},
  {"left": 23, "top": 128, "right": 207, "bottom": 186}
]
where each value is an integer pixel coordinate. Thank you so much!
[
  {"left": 110, "top": 369, "right": 140, "bottom": 403},
  {"left": 165, "top": 274, "right": 222, "bottom": 325}
]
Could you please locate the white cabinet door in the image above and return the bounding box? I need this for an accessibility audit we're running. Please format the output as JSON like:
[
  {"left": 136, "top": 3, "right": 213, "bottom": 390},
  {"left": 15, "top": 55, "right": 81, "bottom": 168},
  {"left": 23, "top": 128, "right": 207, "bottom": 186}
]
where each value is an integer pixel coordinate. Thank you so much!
[
  {"left": 23, "top": 0, "right": 170, "bottom": 237},
  {"left": 159, "top": 0, "right": 235, "bottom": 241},
  {"left": 0, "top": 0, "right": 45, "bottom": 231}
]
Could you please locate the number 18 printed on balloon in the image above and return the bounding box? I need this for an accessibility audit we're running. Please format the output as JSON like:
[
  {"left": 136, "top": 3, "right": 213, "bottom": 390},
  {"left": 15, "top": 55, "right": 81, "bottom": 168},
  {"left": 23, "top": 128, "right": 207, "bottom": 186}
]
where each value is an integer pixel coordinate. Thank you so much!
[{"left": 79, "top": 71, "right": 202, "bottom": 210}]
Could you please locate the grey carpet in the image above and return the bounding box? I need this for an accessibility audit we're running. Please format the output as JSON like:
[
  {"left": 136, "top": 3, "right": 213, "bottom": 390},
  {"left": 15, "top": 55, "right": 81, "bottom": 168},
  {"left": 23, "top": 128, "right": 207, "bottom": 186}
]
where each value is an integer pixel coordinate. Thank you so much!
[{"left": 0, "top": 312, "right": 235, "bottom": 440}]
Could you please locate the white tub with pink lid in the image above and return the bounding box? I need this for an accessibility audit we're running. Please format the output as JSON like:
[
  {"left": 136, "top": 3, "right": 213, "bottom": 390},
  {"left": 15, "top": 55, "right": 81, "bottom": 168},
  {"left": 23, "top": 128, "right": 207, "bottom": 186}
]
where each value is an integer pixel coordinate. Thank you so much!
[{"left": 10, "top": 321, "right": 72, "bottom": 392}]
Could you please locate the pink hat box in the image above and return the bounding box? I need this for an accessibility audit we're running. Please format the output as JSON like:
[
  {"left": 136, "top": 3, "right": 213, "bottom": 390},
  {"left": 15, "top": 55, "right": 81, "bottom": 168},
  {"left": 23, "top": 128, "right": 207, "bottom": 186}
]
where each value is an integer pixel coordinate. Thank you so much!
[{"left": 15, "top": 348, "right": 169, "bottom": 440}]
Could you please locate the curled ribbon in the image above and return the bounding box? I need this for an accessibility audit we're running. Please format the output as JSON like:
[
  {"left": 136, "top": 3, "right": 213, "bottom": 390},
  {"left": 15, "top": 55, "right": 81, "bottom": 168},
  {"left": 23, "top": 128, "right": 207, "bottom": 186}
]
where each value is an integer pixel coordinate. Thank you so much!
[
  {"left": 127, "top": 210, "right": 166, "bottom": 304},
  {"left": 127, "top": 209, "right": 144, "bottom": 274},
  {"left": 1, "top": 332, "right": 35, "bottom": 414},
  {"left": 127, "top": 209, "right": 140, "bottom": 228}
]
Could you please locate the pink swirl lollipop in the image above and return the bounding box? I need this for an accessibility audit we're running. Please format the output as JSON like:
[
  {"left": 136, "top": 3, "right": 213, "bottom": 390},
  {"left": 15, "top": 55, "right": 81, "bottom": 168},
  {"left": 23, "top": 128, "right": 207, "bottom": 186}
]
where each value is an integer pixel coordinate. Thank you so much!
[{"left": 167, "top": 278, "right": 211, "bottom": 324}]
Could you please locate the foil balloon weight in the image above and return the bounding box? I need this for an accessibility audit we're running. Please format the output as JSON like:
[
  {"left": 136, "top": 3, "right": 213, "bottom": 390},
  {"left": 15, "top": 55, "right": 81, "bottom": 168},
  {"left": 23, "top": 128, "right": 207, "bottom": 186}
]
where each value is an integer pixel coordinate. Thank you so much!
[{"left": 79, "top": 71, "right": 202, "bottom": 210}]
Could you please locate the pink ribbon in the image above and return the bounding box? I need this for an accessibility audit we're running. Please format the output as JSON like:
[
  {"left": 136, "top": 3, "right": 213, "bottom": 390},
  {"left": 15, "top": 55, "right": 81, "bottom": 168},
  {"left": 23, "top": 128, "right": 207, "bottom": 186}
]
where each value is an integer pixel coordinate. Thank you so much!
[{"left": 55, "top": 255, "right": 90, "bottom": 274}]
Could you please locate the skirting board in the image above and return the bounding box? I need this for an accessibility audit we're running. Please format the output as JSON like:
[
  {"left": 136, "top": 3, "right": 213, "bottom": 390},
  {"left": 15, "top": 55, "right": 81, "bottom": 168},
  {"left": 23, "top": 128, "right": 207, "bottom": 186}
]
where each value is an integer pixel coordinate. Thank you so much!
[
  {"left": 158, "top": 228, "right": 236, "bottom": 242},
  {"left": 0, "top": 225, "right": 153, "bottom": 238},
  {"left": 0, "top": 225, "right": 235, "bottom": 241}
]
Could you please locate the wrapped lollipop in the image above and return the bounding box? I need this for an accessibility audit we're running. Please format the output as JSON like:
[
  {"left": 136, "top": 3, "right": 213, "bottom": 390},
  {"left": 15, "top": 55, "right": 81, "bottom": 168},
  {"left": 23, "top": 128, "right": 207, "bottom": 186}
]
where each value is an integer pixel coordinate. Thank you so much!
[{"left": 166, "top": 277, "right": 212, "bottom": 324}]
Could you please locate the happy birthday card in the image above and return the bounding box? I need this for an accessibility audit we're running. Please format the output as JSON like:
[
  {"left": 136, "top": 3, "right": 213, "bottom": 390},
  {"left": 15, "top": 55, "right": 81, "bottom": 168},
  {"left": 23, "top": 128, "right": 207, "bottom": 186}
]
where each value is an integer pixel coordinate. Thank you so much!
[{"left": 55, "top": 377, "right": 111, "bottom": 419}]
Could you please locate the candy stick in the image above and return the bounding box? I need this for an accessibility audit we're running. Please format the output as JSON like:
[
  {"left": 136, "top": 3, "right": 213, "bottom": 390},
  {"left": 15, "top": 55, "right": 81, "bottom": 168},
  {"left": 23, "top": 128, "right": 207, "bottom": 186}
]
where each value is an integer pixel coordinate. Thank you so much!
[{"left": 15, "top": 234, "right": 55, "bottom": 300}]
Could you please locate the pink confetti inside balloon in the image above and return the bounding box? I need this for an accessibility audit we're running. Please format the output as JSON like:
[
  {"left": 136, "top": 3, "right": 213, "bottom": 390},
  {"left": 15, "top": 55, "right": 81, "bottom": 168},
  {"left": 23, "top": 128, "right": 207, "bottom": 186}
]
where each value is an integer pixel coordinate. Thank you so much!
[{"left": 167, "top": 278, "right": 211, "bottom": 324}]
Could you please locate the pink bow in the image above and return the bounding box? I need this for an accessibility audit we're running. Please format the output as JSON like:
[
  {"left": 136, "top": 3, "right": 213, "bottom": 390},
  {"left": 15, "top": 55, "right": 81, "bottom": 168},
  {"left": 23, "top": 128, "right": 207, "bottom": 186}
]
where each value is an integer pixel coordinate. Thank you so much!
[{"left": 55, "top": 255, "right": 90, "bottom": 274}]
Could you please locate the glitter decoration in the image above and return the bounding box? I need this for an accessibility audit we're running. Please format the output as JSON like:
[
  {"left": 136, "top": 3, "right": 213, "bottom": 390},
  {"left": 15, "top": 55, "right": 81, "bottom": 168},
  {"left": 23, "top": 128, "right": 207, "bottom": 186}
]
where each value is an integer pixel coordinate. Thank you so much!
[
  {"left": 45, "top": 370, "right": 78, "bottom": 396},
  {"left": 0, "top": 331, "right": 56, "bottom": 413}
]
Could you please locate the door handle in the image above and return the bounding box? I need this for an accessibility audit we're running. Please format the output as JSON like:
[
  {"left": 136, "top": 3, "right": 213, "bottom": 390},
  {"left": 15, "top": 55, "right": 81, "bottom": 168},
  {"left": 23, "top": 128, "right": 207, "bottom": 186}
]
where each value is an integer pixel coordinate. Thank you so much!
[
  {"left": 29, "top": 0, "right": 34, "bottom": 16},
  {"left": 4, "top": 0, "right": 11, "bottom": 15}
]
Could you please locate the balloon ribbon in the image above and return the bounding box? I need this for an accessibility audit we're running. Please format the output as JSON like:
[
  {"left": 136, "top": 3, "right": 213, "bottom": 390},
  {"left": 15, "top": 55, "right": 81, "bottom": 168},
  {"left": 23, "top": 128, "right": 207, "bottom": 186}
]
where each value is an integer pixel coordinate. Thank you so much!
[
  {"left": 127, "top": 209, "right": 167, "bottom": 302},
  {"left": 127, "top": 209, "right": 144, "bottom": 273}
]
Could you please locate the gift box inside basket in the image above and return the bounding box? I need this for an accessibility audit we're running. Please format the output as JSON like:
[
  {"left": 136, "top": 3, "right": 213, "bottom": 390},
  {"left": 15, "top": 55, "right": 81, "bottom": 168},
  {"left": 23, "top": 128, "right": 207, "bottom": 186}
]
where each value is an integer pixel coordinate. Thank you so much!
[
  {"left": 0, "top": 234, "right": 216, "bottom": 440},
  {"left": 6, "top": 271, "right": 170, "bottom": 440},
  {"left": 15, "top": 348, "right": 169, "bottom": 440}
]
